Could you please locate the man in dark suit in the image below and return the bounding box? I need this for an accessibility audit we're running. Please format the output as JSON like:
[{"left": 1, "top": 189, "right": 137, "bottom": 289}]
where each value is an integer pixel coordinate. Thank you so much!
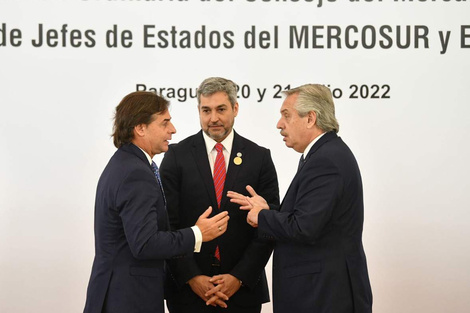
[
  {"left": 228, "top": 84, "right": 373, "bottom": 313},
  {"left": 160, "top": 77, "right": 279, "bottom": 313},
  {"left": 84, "top": 91, "right": 229, "bottom": 313}
]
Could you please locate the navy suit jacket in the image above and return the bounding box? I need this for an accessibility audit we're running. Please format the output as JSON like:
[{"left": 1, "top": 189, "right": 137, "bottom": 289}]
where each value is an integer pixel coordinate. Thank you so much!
[
  {"left": 160, "top": 131, "right": 279, "bottom": 309},
  {"left": 84, "top": 143, "right": 196, "bottom": 313},
  {"left": 258, "top": 132, "right": 373, "bottom": 313}
]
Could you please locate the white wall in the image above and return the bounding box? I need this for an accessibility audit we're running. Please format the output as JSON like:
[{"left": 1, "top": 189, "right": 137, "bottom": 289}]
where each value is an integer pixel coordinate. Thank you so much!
[{"left": 1, "top": 0, "right": 469, "bottom": 312}]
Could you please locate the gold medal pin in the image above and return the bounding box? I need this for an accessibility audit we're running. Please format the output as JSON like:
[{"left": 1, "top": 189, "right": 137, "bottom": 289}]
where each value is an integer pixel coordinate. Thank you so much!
[{"left": 233, "top": 152, "right": 242, "bottom": 165}]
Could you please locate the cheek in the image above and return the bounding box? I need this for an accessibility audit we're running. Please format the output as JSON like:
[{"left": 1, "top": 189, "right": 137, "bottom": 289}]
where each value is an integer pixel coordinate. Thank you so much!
[{"left": 199, "top": 116, "right": 208, "bottom": 127}]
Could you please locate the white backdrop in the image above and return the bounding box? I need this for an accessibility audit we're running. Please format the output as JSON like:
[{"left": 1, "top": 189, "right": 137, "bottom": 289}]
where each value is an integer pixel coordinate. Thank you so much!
[{"left": 1, "top": 0, "right": 470, "bottom": 312}]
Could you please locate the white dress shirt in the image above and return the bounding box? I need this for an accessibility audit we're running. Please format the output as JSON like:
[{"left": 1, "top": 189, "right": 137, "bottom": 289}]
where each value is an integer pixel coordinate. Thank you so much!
[
  {"left": 202, "top": 129, "right": 234, "bottom": 175},
  {"left": 302, "top": 132, "right": 326, "bottom": 159}
]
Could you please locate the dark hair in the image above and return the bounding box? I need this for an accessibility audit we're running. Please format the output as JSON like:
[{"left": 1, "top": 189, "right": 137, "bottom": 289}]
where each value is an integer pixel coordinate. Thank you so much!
[{"left": 112, "top": 91, "right": 169, "bottom": 148}]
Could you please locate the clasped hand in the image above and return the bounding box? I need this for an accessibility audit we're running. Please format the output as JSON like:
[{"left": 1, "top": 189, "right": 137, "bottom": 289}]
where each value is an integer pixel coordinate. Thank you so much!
[{"left": 188, "top": 274, "right": 242, "bottom": 308}]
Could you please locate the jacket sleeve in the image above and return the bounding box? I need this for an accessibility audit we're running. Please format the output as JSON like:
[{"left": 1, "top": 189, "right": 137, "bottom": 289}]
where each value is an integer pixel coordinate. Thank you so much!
[
  {"left": 258, "top": 155, "right": 341, "bottom": 244},
  {"left": 116, "top": 165, "right": 195, "bottom": 260}
]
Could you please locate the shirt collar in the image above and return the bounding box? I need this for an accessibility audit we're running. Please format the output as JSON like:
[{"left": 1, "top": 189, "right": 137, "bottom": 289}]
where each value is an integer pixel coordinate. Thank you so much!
[
  {"left": 137, "top": 146, "right": 153, "bottom": 165},
  {"left": 202, "top": 129, "right": 235, "bottom": 154},
  {"left": 302, "top": 132, "right": 326, "bottom": 159}
]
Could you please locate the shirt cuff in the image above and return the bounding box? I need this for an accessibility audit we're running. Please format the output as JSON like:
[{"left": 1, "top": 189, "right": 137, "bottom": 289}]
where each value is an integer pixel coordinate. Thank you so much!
[{"left": 191, "top": 226, "right": 203, "bottom": 253}]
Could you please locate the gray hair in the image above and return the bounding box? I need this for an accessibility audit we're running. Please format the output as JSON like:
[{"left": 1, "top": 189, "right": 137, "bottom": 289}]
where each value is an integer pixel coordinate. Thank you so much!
[
  {"left": 197, "top": 77, "right": 238, "bottom": 108},
  {"left": 284, "top": 84, "right": 339, "bottom": 133}
]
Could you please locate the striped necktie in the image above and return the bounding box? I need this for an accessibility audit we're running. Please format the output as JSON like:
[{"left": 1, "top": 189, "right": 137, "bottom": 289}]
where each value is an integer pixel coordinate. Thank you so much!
[{"left": 213, "top": 143, "right": 226, "bottom": 261}]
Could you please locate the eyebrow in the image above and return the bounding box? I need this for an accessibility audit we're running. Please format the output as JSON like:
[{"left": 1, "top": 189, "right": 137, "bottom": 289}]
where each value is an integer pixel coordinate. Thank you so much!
[{"left": 201, "top": 104, "right": 228, "bottom": 110}]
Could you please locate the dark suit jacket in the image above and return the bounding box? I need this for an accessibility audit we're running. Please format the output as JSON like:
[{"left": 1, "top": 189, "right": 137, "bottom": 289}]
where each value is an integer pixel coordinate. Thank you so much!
[
  {"left": 258, "top": 132, "right": 373, "bottom": 313},
  {"left": 160, "top": 130, "right": 279, "bottom": 310},
  {"left": 84, "top": 143, "right": 196, "bottom": 313}
]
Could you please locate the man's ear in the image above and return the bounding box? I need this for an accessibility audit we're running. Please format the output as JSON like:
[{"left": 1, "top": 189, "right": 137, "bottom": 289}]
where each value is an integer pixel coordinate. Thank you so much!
[
  {"left": 134, "top": 124, "right": 146, "bottom": 137},
  {"left": 233, "top": 102, "right": 239, "bottom": 117},
  {"left": 306, "top": 111, "right": 317, "bottom": 128}
]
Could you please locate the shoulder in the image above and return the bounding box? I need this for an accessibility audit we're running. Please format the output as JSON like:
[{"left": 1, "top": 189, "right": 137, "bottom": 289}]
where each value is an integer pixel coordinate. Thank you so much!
[
  {"left": 98, "top": 147, "right": 153, "bottom": 192},
  {"left": 105, "top": 148, "right": 149, "bottom": 177}
]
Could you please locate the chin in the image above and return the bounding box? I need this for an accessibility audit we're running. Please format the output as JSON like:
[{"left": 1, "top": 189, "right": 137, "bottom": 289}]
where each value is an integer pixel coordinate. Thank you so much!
[{"left": 209, "top": 132, "right": 225, "bottom": 141}]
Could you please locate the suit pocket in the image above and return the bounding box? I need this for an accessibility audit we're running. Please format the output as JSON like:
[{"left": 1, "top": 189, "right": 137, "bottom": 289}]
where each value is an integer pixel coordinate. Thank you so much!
[
  {"left": 129, "top": 266, "right": 161, "bottom": 277},
  {"left": 283, "top": 261, "right": 322, "bottom": 278}
]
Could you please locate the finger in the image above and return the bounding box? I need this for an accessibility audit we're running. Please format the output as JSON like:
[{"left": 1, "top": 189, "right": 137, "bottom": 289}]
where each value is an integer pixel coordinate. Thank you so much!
[
  {"left": 246, "top": 185, "right": 258, "bottom": 197},
  {"left": 215, "top": 217, "right": 230, "bottom": 233},
  {"left": 211, "top": 210, "right": 229, "bottom": 222},
  {"left": 216, "top": 215, "right": 230, "bottom": 226},
  {"left": 214, "top": 299, "right": 228, "bottom": 308},
  {"left": 209, "top": 277, "right": 225, "bottom": 285},
  {"left": 206, "top": 296, "right": 228, "bottom": 308},
  {"left": 230, "top": 199, "right": 252, "bottom": 211},
  {"left": 238, "top": 199, "right": 252, "bottom": 211},
  {"left": 229, "top": 197, "right": 248, "bottom": 205},
  {"left": 205, "top": 282, "right": 223, "bottom": 297},
  {"left": 200, "top": 206, "right": 213, "bottom": 219},
  {"left": 246, "top": 197, "right": 256, "bottom": 207},
  {"left": 226, "top": 191, "right": 243, "bottom": 199},
  {"left": 209, "top": 275, "right": 224, "bottom": 283},
  {"left": 216, "top": 291, "right": 229, "bottom": 300},
  {"left": 205, "top": 288, "right": 217, "bottom": 297},
  {"left": 206, "top": 295, "right": 219, "bottom": 306}
]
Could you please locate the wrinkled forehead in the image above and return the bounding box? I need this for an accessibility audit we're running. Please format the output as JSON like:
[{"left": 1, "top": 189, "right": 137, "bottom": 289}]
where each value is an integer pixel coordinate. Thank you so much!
[{"left": 280, "top": 94, "right": 297, "bottom": 113}]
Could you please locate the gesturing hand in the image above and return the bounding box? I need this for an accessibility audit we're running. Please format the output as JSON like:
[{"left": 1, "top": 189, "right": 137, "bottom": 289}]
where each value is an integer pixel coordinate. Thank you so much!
[
  {"left": 195, "top": 206, "right": 230, "bottom": 242},
  {"left": 227, "top": 185, "right": 269, "bottom": 227},
  {"left": 227, "top": 185, "right": 269, "bottom": 210}
]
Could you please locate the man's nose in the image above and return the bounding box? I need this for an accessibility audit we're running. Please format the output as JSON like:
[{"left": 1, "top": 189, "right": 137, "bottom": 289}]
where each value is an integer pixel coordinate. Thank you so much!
[
  {"left": 210, "top": 111, "right": 219, "bottom": 122},
  {"left": 170, "top": 122, "right": 176, "bottom": 134}
]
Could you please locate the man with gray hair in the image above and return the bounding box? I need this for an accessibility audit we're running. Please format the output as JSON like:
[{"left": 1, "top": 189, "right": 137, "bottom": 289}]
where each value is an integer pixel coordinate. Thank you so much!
[
  {"left": 228, "top": 84, "right": 373, "bottom": 313},
  {"left": 160, "top": 77, "right": 279, "bottom": 313}
]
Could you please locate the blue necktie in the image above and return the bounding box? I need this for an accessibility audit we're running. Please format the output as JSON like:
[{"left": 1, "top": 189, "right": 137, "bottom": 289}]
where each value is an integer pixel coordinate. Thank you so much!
[
  {"left": 297, "top": 155, "right": 305, "bottom": 172},
  {"left": 151, "top": 161, "right": 166, "bottom": 205}
]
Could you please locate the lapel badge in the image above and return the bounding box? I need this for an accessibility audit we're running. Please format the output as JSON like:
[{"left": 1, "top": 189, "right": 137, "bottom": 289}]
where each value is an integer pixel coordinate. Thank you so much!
[{"left": 233, "top": 152, "right": 242, "bottom": 166}]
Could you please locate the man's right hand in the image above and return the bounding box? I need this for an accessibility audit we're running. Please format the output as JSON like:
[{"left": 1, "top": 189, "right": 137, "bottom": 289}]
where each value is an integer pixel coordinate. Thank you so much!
[
  {"left": 195, "top": 206, "right": 229, "bottom": 242},
  {"left": 188, "top": 275, "right": 228, "bottom": 308}
]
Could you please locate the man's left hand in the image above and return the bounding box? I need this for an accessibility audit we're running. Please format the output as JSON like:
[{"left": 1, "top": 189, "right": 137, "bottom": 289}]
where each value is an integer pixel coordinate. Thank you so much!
[{"left": 205, "top": 274, "right": 242, "bottom": 306}]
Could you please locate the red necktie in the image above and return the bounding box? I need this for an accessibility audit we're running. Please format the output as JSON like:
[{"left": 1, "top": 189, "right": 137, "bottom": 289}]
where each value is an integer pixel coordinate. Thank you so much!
[{"left": 213, "top": 143, "right": 226, "bottom": 261}]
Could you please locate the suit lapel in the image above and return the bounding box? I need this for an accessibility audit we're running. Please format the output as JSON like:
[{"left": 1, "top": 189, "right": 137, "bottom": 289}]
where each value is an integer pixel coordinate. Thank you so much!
[
  {"left": 191, "top": 131, "right": 219, "bottom": 211},
  {"left": 220, "top": 131, "right": 245, "bottom": 209}
]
